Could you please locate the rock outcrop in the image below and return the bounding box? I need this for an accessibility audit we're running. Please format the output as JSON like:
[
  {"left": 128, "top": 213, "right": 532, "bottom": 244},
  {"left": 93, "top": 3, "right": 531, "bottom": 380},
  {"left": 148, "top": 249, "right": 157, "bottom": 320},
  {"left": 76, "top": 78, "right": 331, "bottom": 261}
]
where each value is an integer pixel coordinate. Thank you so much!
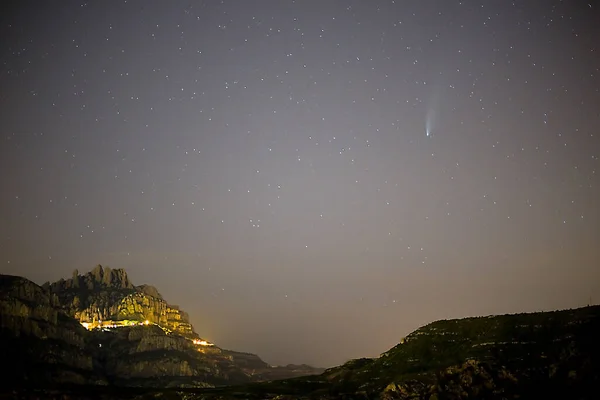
[
  {"left": 51, "top": 265, "right": 134, "bottom": 291},
  {"left": 1, "top": 266, "right": 324, "bottom": 390},
  {"left": 3, "top": 299, "right": 599, "bottom": 400},
  {"left": 44, "top": 265, "right": 196, "bottom": 338},
  {"left": 0, "top": 275, "right": 96, "bottom": 386},
  {"left": 88, "top": 324, "right": 246, "bottom": 387}
]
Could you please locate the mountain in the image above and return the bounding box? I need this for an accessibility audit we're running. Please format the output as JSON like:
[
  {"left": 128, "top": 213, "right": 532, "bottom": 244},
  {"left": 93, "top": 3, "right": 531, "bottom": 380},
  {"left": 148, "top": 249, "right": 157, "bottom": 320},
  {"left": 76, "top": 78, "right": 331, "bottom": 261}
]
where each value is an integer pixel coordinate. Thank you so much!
[
  {"left": 10, "top": 304, "right": 596, "bottom": 399},
  {"left": 2, "top": 267, "right": 597, "bottom": 399},
  {"left": 43, "top": 265, "right": 198, "bottom": 339},
  {"left": 0, "top": 266, "right": 324, "bottom": 391}
]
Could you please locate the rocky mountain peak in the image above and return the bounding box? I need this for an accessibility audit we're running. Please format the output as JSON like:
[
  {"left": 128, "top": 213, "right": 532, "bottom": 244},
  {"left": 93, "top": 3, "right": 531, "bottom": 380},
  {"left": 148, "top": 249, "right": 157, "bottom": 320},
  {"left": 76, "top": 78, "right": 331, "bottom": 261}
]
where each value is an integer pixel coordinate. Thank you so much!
[
  {"left": 46, "top": 264, "right": 134, "bottom": 292},
  {"left": 1, "top": 270, "right": 326, "bottom": 390},
  {"left": 44, "top": 265, "right": 197, "bottom": 339},
  {"left": 91, "top": 264, "right": 133, "bottom": 289}
]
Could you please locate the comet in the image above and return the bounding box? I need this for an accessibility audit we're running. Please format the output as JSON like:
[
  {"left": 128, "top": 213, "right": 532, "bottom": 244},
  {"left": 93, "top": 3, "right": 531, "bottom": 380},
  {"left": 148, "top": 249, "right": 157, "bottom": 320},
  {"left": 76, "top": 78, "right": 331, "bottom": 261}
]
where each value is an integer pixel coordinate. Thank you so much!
[{"left": 425, "top": 114, "right": 433, "bottom": 138}]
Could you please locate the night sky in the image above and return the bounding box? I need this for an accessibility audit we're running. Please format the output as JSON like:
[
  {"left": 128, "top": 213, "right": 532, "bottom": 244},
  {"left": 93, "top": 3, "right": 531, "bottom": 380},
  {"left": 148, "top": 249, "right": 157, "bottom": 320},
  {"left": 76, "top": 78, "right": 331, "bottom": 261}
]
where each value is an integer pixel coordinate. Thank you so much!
[{"left": 1, "top": 1, "right": 599, "bottom": 367}]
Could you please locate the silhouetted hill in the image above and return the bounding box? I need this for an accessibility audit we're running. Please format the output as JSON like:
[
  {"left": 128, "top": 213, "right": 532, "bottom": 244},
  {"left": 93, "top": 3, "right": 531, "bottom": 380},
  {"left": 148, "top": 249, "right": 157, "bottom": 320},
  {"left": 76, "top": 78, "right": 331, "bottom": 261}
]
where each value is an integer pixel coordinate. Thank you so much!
[{"left": 316, "top": 305, "right": 600, "bottom": 399}]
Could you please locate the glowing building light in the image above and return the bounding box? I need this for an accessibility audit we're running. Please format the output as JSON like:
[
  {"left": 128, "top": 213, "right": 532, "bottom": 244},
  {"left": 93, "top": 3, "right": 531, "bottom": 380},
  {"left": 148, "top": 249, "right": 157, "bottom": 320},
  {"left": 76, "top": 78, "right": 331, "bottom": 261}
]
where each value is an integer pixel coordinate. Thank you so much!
[{"left": 192, "top": 339, "right": 214, "bottom": 346}]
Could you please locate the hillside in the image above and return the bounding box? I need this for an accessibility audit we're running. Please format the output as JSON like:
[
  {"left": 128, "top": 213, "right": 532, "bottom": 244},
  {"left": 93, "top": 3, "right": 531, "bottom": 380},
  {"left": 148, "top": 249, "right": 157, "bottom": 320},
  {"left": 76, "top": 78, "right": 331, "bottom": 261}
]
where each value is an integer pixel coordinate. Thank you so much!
[
  {"left": 173, "top": 305, "right": 598, "bottom": 399},
  {"left": 12, "top": 304, "right": 596, "bottom": 399},
  {"left": 0, "top": 274, "right": 95, "bottom": 386},
  {"left": 319, "top": 305, "right": 600, "bottom": 398},
  {"left": 2, "top": 267, "right": 597, "bottom": 398},
  {"left": 0, "top": 266, "right": 323, "bottom": 390}
]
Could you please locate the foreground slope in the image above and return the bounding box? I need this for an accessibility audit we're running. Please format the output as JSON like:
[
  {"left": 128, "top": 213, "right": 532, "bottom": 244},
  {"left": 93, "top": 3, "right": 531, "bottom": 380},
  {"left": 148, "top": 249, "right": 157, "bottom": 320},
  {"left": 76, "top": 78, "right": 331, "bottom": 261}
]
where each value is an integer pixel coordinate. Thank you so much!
[
  {"left": 324, "top": 305, "right": 600, "bottom": 398},
  {"left": 0, "top": 275, "right": 96, "bottom": 386}
]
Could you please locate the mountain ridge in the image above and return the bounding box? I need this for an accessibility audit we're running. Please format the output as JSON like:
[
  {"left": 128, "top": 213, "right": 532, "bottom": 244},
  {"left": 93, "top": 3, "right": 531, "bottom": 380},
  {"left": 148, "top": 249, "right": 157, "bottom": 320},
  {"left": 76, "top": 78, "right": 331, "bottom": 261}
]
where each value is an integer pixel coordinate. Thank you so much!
[
  {"left": 1, "top": 267, "right": 598, "bottom": 398},
  {"left": 185, "top": 304, "right": 599, "bottom": 399},
  {"left": 42, "top": 265, "right": 203, "bottom": 339},
  {"left": 0, "top": 266, "right": 324, "bottom": 390}
]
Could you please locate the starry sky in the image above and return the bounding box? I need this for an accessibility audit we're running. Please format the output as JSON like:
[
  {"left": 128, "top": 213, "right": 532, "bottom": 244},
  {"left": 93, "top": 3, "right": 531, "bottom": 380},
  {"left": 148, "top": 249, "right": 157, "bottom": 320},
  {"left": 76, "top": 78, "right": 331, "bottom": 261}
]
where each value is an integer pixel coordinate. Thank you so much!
[{"left": 1, "top": 0, "right": 599, "bottom": 367}]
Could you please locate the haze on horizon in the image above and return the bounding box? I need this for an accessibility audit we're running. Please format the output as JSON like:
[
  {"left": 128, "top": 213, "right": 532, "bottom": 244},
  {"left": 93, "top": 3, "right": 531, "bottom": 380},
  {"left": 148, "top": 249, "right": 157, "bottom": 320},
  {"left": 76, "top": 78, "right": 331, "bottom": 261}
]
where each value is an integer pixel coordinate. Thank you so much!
[{"left": 1, "top": 1, "right": 599, "bottom": 368}]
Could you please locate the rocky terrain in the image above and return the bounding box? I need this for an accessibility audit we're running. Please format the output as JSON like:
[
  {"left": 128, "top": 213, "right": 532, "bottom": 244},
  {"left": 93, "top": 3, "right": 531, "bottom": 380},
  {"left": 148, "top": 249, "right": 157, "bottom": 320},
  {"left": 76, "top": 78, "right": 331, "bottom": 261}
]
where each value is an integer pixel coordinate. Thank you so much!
[
  {"left": 43, "top": 265, "right": 197, "bottom": 338},
  {"left": 0, "top": 274, "right": 95, "bottom": 386},
  {"left": 316, "top": 305, "right": 600, "bottom": 399},
  {"left": 0, "top": 266, "right": 323, "bottom": 391},
  {"left": 2, "top": 267, "right": 597, "bottom": 399},
  {"left": 5, "top": 304, "right": 596, "bottom": 399}
]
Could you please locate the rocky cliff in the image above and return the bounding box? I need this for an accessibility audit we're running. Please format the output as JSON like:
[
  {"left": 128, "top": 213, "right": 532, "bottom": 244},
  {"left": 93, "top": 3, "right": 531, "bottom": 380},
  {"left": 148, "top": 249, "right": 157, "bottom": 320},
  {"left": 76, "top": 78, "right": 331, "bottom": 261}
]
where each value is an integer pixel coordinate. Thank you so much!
[
  {"left": 88, "top": 324, "right": 252, "bottom": 388},
  {"left": 0, "top": 275, "right": 96, "bottom": 386},
  {"left": 44, "top": 265, "right": 196, "bottom": 338},
  {"left": 0, "top": 267, "right": 324, "bottom": 390},
  {"left": 4, "top": 274, "right": 597, "bottom": 399}
]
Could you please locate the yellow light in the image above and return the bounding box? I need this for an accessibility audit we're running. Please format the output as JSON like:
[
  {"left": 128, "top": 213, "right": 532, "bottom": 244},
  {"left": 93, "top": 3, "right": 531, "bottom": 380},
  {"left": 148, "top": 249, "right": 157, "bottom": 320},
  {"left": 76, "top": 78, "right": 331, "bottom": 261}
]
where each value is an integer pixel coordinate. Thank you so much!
[
  {"left": 192, "top": 339, "right": 213, "bottom": 346},
  {"left": 144, "top": 320, "right": 149, "bottom": 325}
]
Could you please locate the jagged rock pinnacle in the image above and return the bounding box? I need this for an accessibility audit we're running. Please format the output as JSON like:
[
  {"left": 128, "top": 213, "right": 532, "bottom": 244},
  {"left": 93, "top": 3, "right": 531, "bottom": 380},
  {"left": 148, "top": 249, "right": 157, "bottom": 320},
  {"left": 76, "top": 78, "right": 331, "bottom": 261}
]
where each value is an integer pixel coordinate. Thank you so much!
[{"left": 46, "top": 265, "right": 197, "bottom": 339}]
